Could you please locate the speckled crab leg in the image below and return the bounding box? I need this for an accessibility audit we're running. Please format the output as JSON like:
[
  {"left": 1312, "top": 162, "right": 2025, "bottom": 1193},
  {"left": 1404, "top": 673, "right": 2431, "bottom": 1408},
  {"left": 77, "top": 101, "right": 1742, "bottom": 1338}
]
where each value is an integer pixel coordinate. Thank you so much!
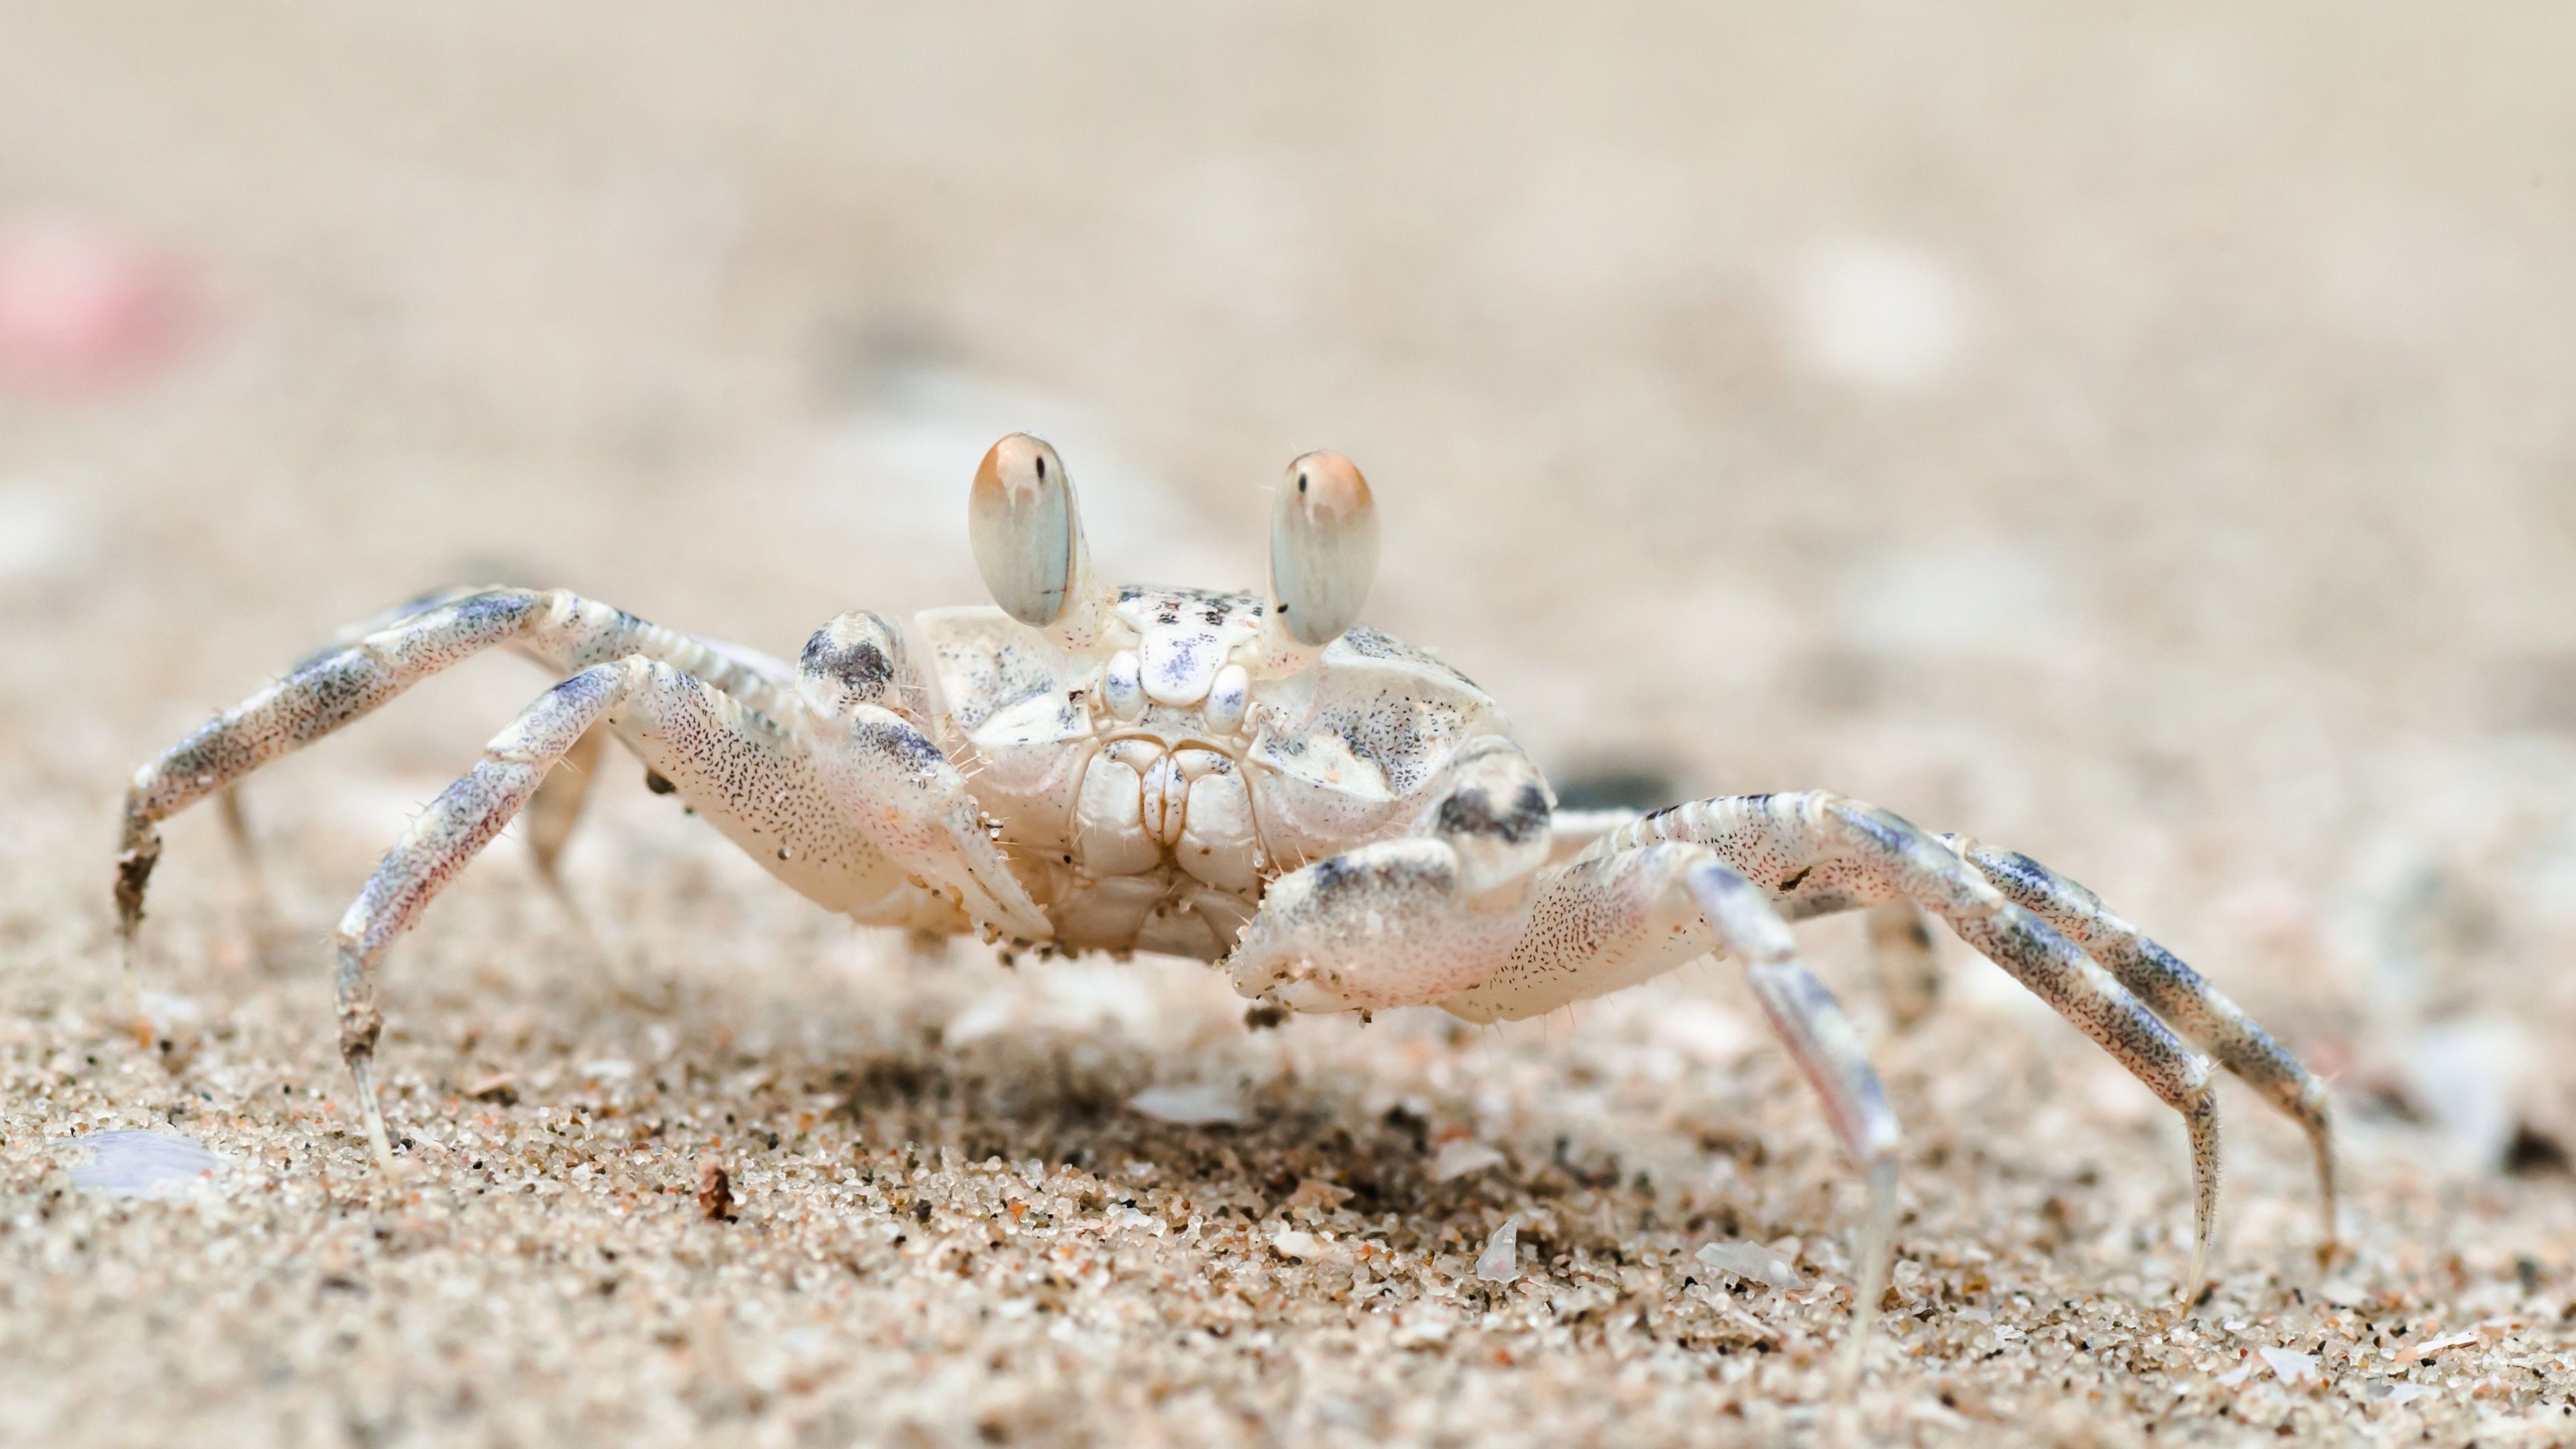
[
  {"left": 1941, "top": 836, "right": 2339, "bottom": 1258},
  {"left": 329, "top": 656, "right": 896, "bottom": 1162},
  {"left": 116, "top": 587, "right": 793, "bottom": 1013},
  {"left": 1600, "top": 792, "right": 2228, "bottom": 1305}
]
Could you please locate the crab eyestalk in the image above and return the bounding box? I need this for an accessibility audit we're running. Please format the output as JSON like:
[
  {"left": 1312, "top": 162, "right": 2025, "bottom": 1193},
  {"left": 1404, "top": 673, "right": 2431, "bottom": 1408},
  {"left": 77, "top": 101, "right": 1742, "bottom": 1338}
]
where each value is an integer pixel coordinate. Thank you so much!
[
  {"left": 969, "top": 433, "right": 1106, "bottom": 649},
  {"left": 1258, "top": 450, "right": 1379, "bottom": 674}
]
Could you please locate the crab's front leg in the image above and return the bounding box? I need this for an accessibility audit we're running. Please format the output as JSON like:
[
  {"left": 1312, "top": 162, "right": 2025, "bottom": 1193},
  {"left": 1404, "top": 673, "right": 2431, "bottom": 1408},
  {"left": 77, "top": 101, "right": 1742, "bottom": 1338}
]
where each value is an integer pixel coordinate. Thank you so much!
[{"left": 1226, "top": 737, "right": 1552, "bottom": 1012}]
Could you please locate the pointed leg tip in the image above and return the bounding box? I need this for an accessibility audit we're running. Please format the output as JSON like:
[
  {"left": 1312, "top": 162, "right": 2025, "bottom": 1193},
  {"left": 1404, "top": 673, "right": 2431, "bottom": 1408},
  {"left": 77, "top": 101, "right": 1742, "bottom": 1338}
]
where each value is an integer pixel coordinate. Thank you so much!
[
  {"left": 364, "top": 1116, "right": 398, "bottom": 1171},
  {"left": 1833, "top": 1155, "right": 1896, "bottom": 1399},
  {"left": 2177, "top": 1258, "right": 2213, "bottom": 1317},
  {"left": 1831, "top": 1350, "right": 1866, "bottom": 1400}
]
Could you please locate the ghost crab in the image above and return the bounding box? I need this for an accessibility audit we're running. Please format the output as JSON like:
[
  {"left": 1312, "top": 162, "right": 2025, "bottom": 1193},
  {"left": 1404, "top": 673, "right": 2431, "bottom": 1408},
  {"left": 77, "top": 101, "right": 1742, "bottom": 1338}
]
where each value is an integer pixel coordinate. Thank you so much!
[{"left": 115, "top": 436, "right": 2337, "bottom": 1377}]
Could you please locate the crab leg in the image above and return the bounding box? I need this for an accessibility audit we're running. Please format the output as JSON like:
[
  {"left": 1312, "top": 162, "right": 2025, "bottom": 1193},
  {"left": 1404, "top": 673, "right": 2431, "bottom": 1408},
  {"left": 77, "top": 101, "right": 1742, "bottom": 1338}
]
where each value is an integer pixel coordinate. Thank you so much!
[
  {"left": 520, "top": 722, "right": 610, "bottom": 951},
  {"left": 1941, "top": 838, "right": 2338, "bottom": 1256},
  {"left": 331, "top": 656, "right": 908, "bottom": 1162},
  {"left": 1548, "top": 807, "right": 1943, "bottom": 1028},
  {"left": 523, "top": 722, "right": 607, "bottom": 897},
  {"left": 1863, "top": 900, "right": 1942, "bottom": 1030},
  {"left": 1440, "top": 841, "right": 1899, "bottom": 1383},
  {"left": 1593, "top": 792, "right": 2233, "bottom": 1299},
  {"left": 1686, "top": 855, "right": 1900, "bottom": 1389},
  {"left": 116, "top": 587, "right": 791, "bottom": 1006}
]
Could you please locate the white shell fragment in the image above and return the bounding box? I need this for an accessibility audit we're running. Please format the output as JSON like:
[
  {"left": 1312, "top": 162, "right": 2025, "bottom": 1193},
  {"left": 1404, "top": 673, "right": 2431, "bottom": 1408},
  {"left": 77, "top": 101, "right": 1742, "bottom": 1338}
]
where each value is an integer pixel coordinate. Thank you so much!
[
  {"left": 2257, "top": 1346, "right": 2320, "bottom": 1385},
  {"left": 1269, "top": 1227, "right": 1327, "bottom": 1261},
  {"left": 61, "top": 1129, "right": 225, "bottom": 1198},
  {"left": 1695, "top": 1239, "right": 1804, "bottom": 1293},
  {"left": 1431, "top": 1139, "right": 1506, "bottom": 1181},
  {"left": 1474, "top": 1216, "right": 1520, "bottom": 1283},
  {"left": 968, "top": 433, "right": 1083, "bottom": 627},
  {"left": 1126, "top": 1083, "right": 1248, "bottom": 1126},
  {"left": 1267, "top": 450, "right": 1379, "bottom": 647}
]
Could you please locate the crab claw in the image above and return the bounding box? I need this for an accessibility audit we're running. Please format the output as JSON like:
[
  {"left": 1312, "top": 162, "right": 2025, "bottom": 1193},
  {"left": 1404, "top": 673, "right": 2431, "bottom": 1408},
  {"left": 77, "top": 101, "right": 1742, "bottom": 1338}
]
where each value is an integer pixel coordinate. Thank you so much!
[
  {"left": 1226, "top": 839, "right": 1525, "bottom": 1013},
  {"left": 820, "top": 706, "right": 1054, "bottom": 944}
]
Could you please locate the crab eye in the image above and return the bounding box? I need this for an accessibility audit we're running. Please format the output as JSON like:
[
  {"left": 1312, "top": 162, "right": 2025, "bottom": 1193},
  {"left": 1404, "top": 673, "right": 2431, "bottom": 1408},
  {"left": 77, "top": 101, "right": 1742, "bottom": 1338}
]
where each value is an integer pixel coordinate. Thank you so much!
[
  {"left": 1268, "top": 450, "right": 1379, "bottom": 648},
  {"left": 969, "top": 433, "right": 1085, "bottom": 628}
]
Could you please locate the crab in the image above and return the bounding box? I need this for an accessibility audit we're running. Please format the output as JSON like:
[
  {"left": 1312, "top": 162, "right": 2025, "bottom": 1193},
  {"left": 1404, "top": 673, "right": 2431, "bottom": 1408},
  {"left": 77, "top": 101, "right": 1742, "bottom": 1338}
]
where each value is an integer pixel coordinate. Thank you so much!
[{"left": 113, "top": 435, "right": 2337, "bottom": 1375}]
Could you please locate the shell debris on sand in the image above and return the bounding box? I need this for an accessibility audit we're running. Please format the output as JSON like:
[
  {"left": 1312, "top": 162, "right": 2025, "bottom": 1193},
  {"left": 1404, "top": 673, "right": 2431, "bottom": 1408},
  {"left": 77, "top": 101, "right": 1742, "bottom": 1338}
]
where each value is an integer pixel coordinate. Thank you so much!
[
  {"left": 1126, "top": 1082, "right": 1248, "bottom": 1125},
  {"left": 1475, "top": 1216, "right": 1520, "bottom": 1283},
  {"left": 1696, "top": 1239, "right": 1805, "bottom": 1293},
  {"left": 1431, "top": 1138, "right": 1506, "bottom": 1181},
  {"left": 2258, "top": 1345, "right": 2321, "bottom": 1385},
  {"left": 58, "top": 1130, "right": 223, "bottom": 1198}
]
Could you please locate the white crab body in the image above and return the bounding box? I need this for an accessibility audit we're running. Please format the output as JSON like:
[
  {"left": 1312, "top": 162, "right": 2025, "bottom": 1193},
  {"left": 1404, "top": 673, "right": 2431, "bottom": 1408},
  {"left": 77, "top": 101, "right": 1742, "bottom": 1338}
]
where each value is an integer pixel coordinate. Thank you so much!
[{"left": 916, "top": 586, "right": 1507, "bottom": 961}]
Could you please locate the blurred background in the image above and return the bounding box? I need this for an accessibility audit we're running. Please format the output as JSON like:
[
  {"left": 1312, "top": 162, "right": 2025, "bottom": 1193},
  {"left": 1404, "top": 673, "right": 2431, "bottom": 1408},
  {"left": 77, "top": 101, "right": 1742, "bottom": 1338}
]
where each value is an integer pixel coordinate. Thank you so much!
[{"left": 5, "top": 0, "right": 2576, "bottom": 1273}]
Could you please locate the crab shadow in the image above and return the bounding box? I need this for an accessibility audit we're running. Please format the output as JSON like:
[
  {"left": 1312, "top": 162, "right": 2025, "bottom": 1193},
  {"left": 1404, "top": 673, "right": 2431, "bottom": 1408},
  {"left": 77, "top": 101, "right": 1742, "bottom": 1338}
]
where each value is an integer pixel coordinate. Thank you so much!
[{"left": 635, "top": 989, "right": 1653, "bottom": 1253}]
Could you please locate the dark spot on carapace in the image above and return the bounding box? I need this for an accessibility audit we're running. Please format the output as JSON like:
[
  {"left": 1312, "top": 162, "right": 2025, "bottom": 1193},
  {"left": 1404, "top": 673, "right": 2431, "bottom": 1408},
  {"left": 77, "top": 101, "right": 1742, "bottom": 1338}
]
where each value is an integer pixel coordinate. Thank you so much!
[
  {"left": 643, "top": 768, "right": 676, "bottom": 795},
  {"left": 1778, "top": 865, "right": 1813, "bottom": 892}
]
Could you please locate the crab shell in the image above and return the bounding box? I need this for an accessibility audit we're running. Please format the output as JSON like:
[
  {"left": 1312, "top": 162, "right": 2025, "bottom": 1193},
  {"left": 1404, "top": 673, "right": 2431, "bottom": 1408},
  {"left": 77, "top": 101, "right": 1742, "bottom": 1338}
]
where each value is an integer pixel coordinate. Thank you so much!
[{"left": 915, "top": 584, "right": 1507, "bottom": 959}]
